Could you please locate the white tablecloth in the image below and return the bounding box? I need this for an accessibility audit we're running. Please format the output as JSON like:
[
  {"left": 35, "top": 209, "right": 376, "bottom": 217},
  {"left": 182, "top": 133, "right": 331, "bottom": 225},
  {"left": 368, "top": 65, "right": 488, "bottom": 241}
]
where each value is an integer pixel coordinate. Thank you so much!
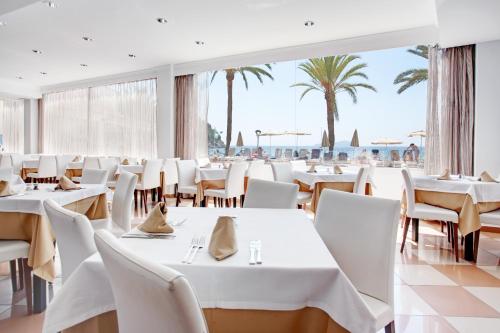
[
  {"left": 0, "top": 184, "right": 107, "bottom": 215},
  {"left": 294, "top": 169, "right": 373, "bottom": 190},
  {"left": 43, "top": 208, "right": 376, "bottom": 333},
  {"left": 413, "top": 175, "right": 500, "bottom": 203},
  {"left": 67, "top": 162, "right": 83, "bottom": 169},
  {"left": 195, "top": 167, "right": 229, "bottom": 183}
]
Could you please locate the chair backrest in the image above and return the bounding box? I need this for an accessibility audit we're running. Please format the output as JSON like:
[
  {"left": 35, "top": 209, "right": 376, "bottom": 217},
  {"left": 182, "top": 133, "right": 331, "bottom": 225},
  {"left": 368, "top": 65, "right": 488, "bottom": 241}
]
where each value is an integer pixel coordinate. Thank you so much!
[
  {"left": 37, "top": 155, "right": 57, "bottom": 178},
  {"left": 271, "top": 162, "right": 294, "bottom": 183},
  {"left": 98, "top": 157, "right": 119, "bottom": 181},
  {"left": 298, "top": 149, "right": 309, "bottom": 158},
  {"left": 244, "top": 179, "right": 298, "bottom": 209},
  {"left": 274, "top": 148, "right": 282, "bottom": 159},
  {"left": 338, "top": 152, "right": 348, "bottom": 161},
  {"left": 94, "top": 230, "right": 208, "bottom": 333},
  {"left": 284, "top": 149, "right": 293, "bottom": 159},
  {"left": 247, "top": 163, "right": 274, "bottom": 181},
  {"left": 43, "top": 199, "right": 96, "bottom": 282},
  {"left": 0, "top": 155, "right": 13, "bottom": 169},
  {"left": 225, "top": 162, "right": 247, "bottom": 197},
  {"left": 290, "top": 160, "right": 307, "bottom": 170},
  {"left": 353, "top": 167, "right": 369, "bottom": 194},
  {"left": 83, "top": 156, "right": 100, "bottom": 169},
  {"left": 176, "top": 160, "right": 196, "bottom": 187},
  {"left": 163, "top": 158, "right": 180, "bottom": 186},
  {"left": 401, "top": 168, "right": 416, "bottom": 216},
  {"left": 323, "top": 151, "right": 333, "bottom": 161},
  {"left": 10, "top": 154, "right": 24, "bottom": 174},
  {"left": 196, "top": 157, "right": 210, "bottom": 167},
  {"left": 141, "top": 159, "right": 163, "bottom": 189},
  {"left": 112, "top": 171, "right": 138, "bottom": 233},
  {"left": 56, "top": 155, "right": 75, "bottom": 179},
  {"left": 0, "top": 167, "right": 13, "bottom": 181},
  {"left": 81, "top": 169, "right": 108, "bottom": 184},
  {"left": 311, "top": 149, "right": 321, "bottom": 159},
  {"left": 315, "top": 190, "right": 400, "bottom": 307}
]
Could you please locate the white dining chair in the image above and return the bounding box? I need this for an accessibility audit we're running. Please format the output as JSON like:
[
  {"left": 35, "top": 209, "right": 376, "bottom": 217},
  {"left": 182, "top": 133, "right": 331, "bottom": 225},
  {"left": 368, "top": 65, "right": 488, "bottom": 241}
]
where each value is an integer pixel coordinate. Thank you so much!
[
  {"left": 71, "top": 156, "right": 100, "bottom": 183},
  {"left": 162, "top": 158, "right": 180, "bottom": 197},
  {"left": 135, "top": 159, "right": 163, "bottom": 213},
  {"left": 92, "top": 171, "right": 138, "bottom": 235},
  {"left": 247, "top": 162, "right": 274, "bottom": 182},
  {"left": 473, "top": 209, "right": 500, "bottom": 261},
  {"left": 43, "top": 199, "right": 96, "bottom": 282},
  {"left": 244, "top": 179, "right": 298, "bottom": 209},
  {"left": 80, "top": 169, "right": 108, "bottom": 185},
  {"left": 176, "top": 160, "right": 198, "bottom": 207},
  {"left": 98, "top": 157, "right": 119, "bottom": 188},
  {"left": 94, "top": 230, "right": 208, "bottom": 333},
  {"left": 27, "top": 155, "right": 57, "bottom": 183},
  {"left": 10, "top": 154, "right": 24, "bottom": 175},
  {"left": 204, "top": 162, "right": 247, "bottom": 207},
  {"left": 315, "top": 189, "right": 400, "bottom": 333},
  {"left": 353, "top": 167, "right": 370, "bottom": 194},
  {"left": 271, "top": 162, "right": 312, "bottom": 208},
  {"left": 55, "top": 155, "right": 75, "bottom": 180},
  {"left": 290, "top": 160, "right": 307, "bottom": 170},
  {"left": 400, "top": 168, "right": 460, "bottom": 261},
  {"left": 196, "top": 157, "right": 211, "bottom": 167},
  {"left": 0, "top": 167, "right": 13, "bottom": 180},
  {"left": 0, "top": 154, "right": 13, "bottom": 169}
]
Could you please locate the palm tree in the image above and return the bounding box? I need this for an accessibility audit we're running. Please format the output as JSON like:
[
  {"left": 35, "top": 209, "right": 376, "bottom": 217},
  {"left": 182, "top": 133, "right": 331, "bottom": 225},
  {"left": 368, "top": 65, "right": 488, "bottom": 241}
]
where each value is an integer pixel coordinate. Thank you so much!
[
  {"left": 291, "top": 56, "right": 376, "bottom": 151},
  {"left": 394, "top": 45, "right": 429, "bottom": 94},
  {"left": 211, "top": 66, "right": 273, "bottom": 155}
]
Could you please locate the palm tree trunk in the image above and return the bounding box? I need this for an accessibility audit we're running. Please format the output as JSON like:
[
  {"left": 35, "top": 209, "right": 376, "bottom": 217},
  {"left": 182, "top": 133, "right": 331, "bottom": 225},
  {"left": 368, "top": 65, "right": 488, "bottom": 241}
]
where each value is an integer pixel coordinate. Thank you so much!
[
  {"left": 225, "top": 70, "right": 235, "bottom": 156},
  {"left": 325, "top": 91, "right": 336, "bottom": 152}
]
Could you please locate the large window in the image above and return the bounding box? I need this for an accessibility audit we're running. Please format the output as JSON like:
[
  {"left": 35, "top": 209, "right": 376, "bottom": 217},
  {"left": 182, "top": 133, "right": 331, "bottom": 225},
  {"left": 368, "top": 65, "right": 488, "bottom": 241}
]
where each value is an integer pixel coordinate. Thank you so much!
[
  {"left": 0, "top": 97, "right": 24, "bottom": 153},
  {"left": 42, "top": 79, "right": 157, "bottom": 157}
]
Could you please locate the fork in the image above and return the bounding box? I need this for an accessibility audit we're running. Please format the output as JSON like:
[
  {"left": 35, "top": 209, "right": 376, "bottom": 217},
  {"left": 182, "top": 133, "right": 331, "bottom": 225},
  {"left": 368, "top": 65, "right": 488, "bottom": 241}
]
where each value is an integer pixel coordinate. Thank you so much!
[
  {"left": 187, "top": 236, "right": 205, "bottom": 264},
  {"left": 182, "top": 237, "right": 198, "bottom": 263}
]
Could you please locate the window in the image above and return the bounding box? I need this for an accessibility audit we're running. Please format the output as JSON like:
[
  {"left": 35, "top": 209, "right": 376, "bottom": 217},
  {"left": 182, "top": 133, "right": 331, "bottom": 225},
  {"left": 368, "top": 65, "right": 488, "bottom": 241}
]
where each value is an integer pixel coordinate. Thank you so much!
[{"left": 0, "top": 97, "right": 24, "bottom": 153}]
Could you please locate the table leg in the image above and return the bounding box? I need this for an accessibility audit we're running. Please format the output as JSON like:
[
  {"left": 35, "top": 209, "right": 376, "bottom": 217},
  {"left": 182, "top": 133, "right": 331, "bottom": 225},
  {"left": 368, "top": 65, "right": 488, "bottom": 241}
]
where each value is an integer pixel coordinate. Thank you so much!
[
  {"left": 411, "top": 218, "right": 419, "bottom": 242},
  {"left": 33, "top": 275, "right": 47, "bottom": 313},
  {"left": 463, "top": 232, "right": 474, "bottom": 261}
]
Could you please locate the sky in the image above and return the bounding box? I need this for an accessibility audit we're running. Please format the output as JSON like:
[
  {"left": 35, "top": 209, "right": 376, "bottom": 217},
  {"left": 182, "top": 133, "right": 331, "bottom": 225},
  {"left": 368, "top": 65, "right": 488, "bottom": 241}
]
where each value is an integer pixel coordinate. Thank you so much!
[{"left": 207, "top": 46, "right": 427, "bottom": 148}]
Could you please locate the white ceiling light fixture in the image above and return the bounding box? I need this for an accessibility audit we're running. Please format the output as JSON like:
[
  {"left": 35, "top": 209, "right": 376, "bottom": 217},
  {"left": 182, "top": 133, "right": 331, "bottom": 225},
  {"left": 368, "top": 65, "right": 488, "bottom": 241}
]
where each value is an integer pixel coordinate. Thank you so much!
[
  {"left": 0, "top": 22, "right": 6, "bottom": 27},
  {"left": 32, "top": 49, "right": 42, "bottom": 54},
  {"left": 304, "top": 20, "right": 315, "bottom": 27},
  {"left": 40, "top": 72, "right": 47, "bottom": 75},
  {"left": 80, "top": 64, "right": 88, "bottom": 67},
  {"left": 195, "top": 40, "right": 205, "bottom": 46},
  {"left": 82, "top": 36, "right": 93, "bottom": 42},
  {"left": 156, "top": 17, "right": 168, "bottom": 24},
  {"left": 44, "top": 1, "right": 57, "bottom": 8},
  {"left": 128, "top": 54, "right": 136, "bottom": 58},
  {"left": 16, "top": 76, "right": 23, "bottom": 80}
]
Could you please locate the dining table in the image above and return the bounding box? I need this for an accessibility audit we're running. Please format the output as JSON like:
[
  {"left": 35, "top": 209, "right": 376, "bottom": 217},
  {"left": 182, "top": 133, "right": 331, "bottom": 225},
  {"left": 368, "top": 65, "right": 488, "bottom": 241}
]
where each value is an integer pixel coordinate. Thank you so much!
[
  {"left": 410, "top": 175, "right": 500, "bottom": 260},
  {"left": 0, "top": 183, "right": 109, "bottom": 313},
  {"left": 43, "top": 207, "right": 378, "bottom": 333}
]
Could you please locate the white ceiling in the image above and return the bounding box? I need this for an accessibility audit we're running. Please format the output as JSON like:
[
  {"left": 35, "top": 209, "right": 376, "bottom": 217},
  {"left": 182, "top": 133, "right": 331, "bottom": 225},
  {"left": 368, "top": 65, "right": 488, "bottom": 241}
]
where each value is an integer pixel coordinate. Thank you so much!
[{"left": 0, "top": 0, "right": 499, "bottom": 96}]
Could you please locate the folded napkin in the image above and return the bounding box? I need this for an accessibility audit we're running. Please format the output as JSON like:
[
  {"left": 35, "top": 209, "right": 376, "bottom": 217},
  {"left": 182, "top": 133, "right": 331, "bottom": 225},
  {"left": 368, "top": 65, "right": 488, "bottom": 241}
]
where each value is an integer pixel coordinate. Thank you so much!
[
  {"left": 0, "top": 181, "right": 15, "bottom": 197},
  {"left": 437, "top": 169, "right": 451, "bottom": 180},
  {"left": 138, "top": 202, "right": 174, "bottom": 234},
  {"left": 72, "top": 155, "right": 81, "bottom": 162},
  {"left": 55, "top": 176, "right": 80, "bottom": 191},
  {"left": 480, "top": 171, "right": 499, "bottom": 183},
  {"left": 307, "top": 164, "right": 316, "bottom": 173},
  {"left": 334, "top": 165, "right": 343, "bottom": 174},
  {"left": 209, "top": 216, "right": 238, "bottom": 261},
  {"left": 141, "top": 159, "right": 147, "bottom": 165},
  {"left": 122, "top": 158, "right": 129, "bottom": 165},
  {"left": 223, "top": 162, "right": 230, "bottom": 169}
]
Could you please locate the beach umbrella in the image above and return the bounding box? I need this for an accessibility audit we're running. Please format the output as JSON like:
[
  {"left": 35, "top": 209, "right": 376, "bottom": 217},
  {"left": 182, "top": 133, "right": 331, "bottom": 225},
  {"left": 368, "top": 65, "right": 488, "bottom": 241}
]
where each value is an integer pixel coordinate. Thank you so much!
[
  {"left": 350, "top": 129, "right": 359, "bottom": 147},
  {"left": 321, "top": 130, "right": 329, "bottom": 148},
  {"left": 236, "top": 131, "right": 244, "bottom": 147}
]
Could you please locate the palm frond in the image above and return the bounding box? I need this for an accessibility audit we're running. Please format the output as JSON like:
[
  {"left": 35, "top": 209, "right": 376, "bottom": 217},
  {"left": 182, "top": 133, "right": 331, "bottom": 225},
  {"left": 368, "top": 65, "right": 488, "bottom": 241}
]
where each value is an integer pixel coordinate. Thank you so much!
[{"left": 210, "top": 70, "right": 219, "bottom": 84}]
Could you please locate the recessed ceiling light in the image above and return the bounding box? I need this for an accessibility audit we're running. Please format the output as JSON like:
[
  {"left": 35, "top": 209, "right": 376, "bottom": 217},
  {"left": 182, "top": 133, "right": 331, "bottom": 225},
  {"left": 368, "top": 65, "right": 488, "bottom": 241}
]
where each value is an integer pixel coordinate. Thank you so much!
[
  {"left": 0, "top": 22, "right": 6, "bottom": 27},
  {"left": 82, "top": 36, "right": 93, "bottom": 42},
  {"left": 156, "top": 17, "right": 168, "bottom": 24},
  {"left": 44, "top": 1, "right": 57, "bottom": 8},
  {"left": 80, "top": 64, "right": 88, "bottom": 67},
  {"left": 40, "top": 72, "right": 47, "bottom": 75},
  {"left": 304, "top": 20, "right": 315, "bottom": 27},
  {"left": 195, "top": 41, "right": 205, "bottom": 46},
  {"left": 128, "top": 54, "right": 136, "bottom": 58},
  {"left": 32, "top": 49, "right": 42, "bottom": 54},
  {"left": 16, "top": 76, "right": 23, "bottom": 80}
]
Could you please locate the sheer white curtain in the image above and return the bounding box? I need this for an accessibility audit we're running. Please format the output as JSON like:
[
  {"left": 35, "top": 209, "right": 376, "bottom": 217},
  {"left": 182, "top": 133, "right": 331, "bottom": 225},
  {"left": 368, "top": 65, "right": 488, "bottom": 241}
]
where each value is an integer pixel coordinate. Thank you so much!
[
  {"left": 88, "top": 79, "right": 157, "bottom": 158},
  {"left": 425, "top": 46, "right": 441, "bottom": 175},
  {"left": 42, "top": 79, "right": 158, "bottom": 157},
  {"left": 0, "top": 97, "right": 24, "bottom": 153},
  {"left": 196, "top": 73, "right": 209, "bottom": 159}
]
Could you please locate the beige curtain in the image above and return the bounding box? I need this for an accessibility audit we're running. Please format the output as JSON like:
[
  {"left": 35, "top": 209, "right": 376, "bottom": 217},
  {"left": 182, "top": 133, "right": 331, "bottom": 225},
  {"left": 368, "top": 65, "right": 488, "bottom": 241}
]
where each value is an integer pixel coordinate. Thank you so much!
[
  {"left": 425, "top": 46, "right": 441, "bottom": 175},
  {"left": 440, "top": 45, "right": 475, "bottom": 175},
  {"left": 175, "top": 74, "right": 209, "bottom": 159}
]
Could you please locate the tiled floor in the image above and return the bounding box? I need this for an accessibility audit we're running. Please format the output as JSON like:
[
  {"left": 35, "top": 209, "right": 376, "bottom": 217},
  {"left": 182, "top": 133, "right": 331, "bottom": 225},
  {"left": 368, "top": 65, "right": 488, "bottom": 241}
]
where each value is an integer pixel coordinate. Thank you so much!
[{"left": 0, "top": 197, "right": 499, "bottom": 333}]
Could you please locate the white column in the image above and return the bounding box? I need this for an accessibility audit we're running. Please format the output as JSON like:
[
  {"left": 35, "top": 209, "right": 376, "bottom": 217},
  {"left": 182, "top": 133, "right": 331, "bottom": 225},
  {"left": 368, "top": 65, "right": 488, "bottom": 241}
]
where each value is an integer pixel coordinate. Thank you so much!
[
  {"left": 156, "top": 65, "right": 175, "bottom": 158},
  {"left": 23, "top": 98, "right": 39, "bottom": 154}
]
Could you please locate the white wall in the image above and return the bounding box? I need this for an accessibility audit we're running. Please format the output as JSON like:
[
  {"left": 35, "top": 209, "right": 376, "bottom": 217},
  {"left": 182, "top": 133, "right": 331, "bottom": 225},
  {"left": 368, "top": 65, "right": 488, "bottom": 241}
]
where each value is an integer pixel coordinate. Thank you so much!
[{"left": 474, "top": 40, "right": 500, "bottom": 177}]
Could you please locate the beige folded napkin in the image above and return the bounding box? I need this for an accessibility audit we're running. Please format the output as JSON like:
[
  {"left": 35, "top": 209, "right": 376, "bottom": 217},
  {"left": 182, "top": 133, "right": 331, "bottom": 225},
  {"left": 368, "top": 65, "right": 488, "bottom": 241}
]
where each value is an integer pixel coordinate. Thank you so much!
[
  {"left": 308, "top": 164, "right": 316, "bottom": 173},
  {"left": 480, "top": 171, "right": 499, "bottom": 183},
  {"left": 72, "top": 155, "right": 81, "bottom": 162},
  {"left": 122, "top": 159, "right": 129, "bottom": 165},
  {"left": 138, "top": 202, "right": 174, "bottom": 234},
  {"left": 0, "top": 181, "right": 15, "bottom": 197},
  {"left": 437, "top": 169, "right": 451, "bottom": 180},
  {"left": 209, "top": 216, "right": 238, "bottom": 261},
  {"left": 334, "top": 165, "right": 343, "bottom": 174},
  {"left": 141, "top": 159, "right": 147, "bottom": 165},
  {"left": 55, "top": 176, "right": 80, "bottom": 191}
]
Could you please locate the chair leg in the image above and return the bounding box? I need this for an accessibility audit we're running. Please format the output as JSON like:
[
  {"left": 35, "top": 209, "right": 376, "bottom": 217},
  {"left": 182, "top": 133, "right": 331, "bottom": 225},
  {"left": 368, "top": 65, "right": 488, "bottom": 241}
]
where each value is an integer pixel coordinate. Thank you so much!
[
  {"left": 9, "top": 260, "right": 18, "bottom": 292},
  {"left": 176, "top": 192, "right": 181, "bottom": 207},
  {"left": 400, "top": 216, "right": 411, "bottom": 253},
  {"left": 447, "top": 222, "right": 451, "bottom": 243},
  {"left": 450, "top": 223, "right": 455, "bottom": 249},
  {"left": 143, "top": 190, "right": 148, "bottom": 214},
  {"left": 213, "top": 197, "right": 217, "bottom": 207},
  {"left": 384, "top": 321, "right": 395, "bottom": 333},
  {"left": 134, "top": 190, "right": 138, "bottom": 210},
  {"left": 240, "top": 194, "right": 245, "bottom": 207},
  {"left": 17, "top": 258, "right": 24, "bottom": 290},
  {"left": 233, "top": 197, "right": 237, "bottom": 208},
  {"left": 192, "top": 195, "right": 197, "bottom": 207},
  {"left": 225, "top": 199, "right": 230, "bottom": 207},
  {"left": 22, "top": 259, "right": 33, "bottom": 314},
  {"left": 453, "top": 223, "right": 459, "bottom": 262},
  {"left": 473, "top": 229, "right": 480, "bottom": 262},
  {"left": 441, "top": 221, "right": 444, "bottom": 232}
]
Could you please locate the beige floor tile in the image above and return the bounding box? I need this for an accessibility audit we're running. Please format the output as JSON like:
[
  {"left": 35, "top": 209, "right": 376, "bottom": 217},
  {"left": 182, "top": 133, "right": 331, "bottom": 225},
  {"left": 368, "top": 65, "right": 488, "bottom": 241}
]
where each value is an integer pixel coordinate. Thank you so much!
[
  {"left": 432, "top": 265, "right": 500, "bottom": 287},
  {"left": 414, "top": 249, "right": 471, "bottom": 265},
  {"left": 412, "top": 286, "right": 499, "bottom": 317},
  {"left": 475, "top": 249, "right": 500, "bottom": 266},
  {"left": 464, "top": 287, "right": 500, "bottom": 313},
  {"left": 478, "top": 266, "right": 500, "bottom": 279},
  {"left": 394, "top": 285, "right": 438, "bottom": 316},
  {"left": 396, "top": 265, "right": 457, "bottom": 286},
  {"left": 445, "top": 317, "right": 500, "bottom": 333},
  {"left": 395, "top": 315, "right": 457, "bottom": 333}
]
